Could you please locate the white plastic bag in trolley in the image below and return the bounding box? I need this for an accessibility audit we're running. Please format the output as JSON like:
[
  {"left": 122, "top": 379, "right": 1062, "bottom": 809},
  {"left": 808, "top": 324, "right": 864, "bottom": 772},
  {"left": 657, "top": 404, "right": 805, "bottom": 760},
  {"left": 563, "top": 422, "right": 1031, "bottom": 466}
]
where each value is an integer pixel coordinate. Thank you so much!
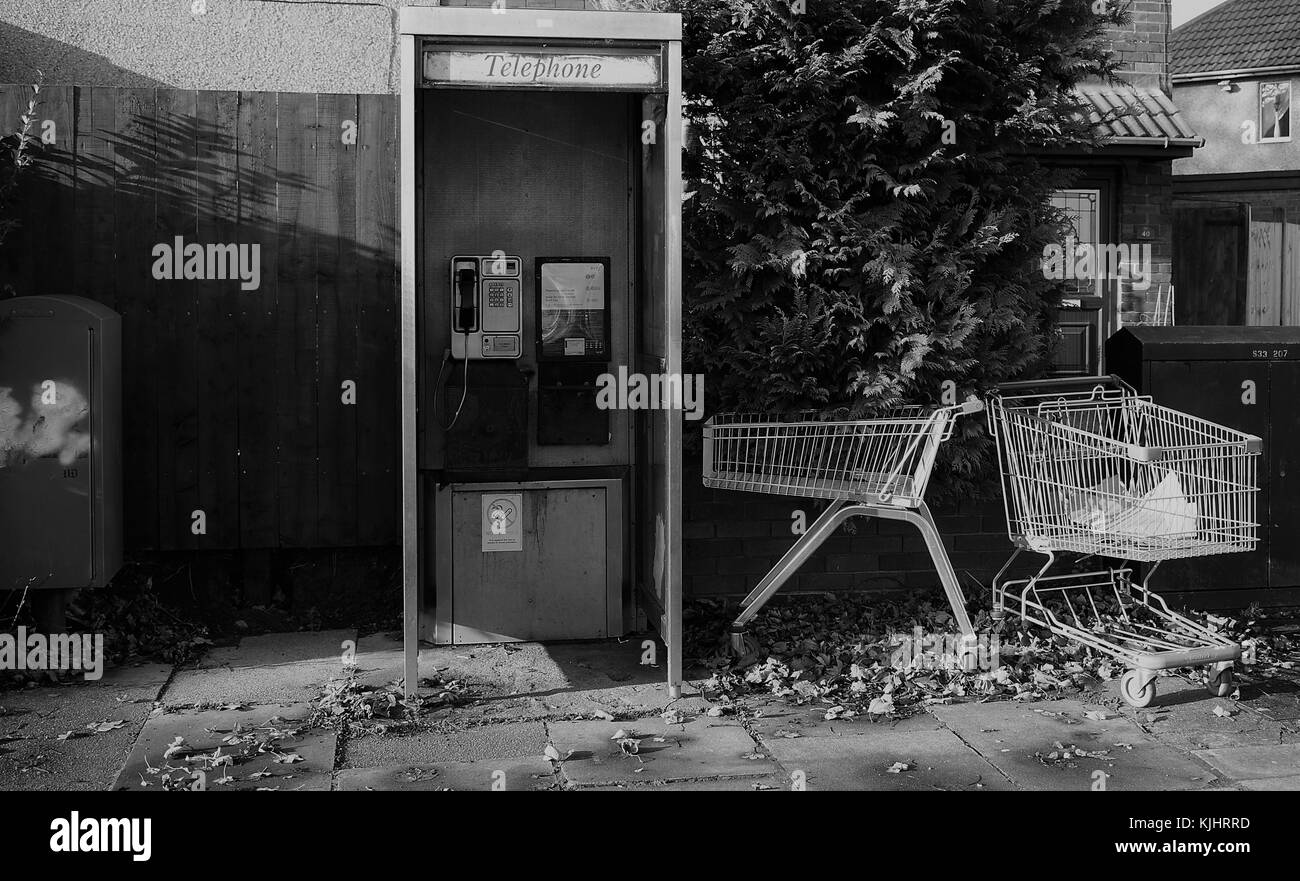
[{"left": 1097, "top": 471, "right": 1198, "bottom": 539}]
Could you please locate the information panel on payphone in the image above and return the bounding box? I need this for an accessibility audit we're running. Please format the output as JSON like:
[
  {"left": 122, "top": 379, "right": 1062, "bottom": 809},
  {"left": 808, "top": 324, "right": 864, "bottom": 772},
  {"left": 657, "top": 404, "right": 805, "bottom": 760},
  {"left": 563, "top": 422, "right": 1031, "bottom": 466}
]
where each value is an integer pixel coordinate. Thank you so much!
[
  {"left": 536, "top": 258, "right": 611, "bottom": 362},
  {"left": 450, "top": 254, "right": 522, "bottom": 359}
]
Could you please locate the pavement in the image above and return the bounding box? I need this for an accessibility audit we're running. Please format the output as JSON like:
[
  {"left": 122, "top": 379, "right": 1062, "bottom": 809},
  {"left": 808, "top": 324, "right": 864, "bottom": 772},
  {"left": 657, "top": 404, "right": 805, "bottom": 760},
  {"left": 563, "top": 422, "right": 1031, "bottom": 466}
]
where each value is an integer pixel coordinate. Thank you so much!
[{"left": 2, "top": 630, "right": 1300, "bottom": 791}]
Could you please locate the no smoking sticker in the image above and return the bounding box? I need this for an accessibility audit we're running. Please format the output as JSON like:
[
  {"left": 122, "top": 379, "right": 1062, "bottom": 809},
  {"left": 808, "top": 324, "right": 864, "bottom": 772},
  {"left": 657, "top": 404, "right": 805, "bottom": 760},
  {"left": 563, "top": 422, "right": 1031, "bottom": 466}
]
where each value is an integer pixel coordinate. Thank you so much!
[{"left": 482, "top": 493, "right": 522, "bottom": 552}]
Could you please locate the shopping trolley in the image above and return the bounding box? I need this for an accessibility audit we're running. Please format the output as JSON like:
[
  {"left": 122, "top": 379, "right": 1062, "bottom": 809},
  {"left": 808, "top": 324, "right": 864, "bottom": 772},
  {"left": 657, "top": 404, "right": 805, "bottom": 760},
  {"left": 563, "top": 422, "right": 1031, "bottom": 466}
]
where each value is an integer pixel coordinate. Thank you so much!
[
  {"left": 986, "top": 376, "right": 1260, "bottom": 707},
  {"left": 702, "top": 399, "right": 985, "bottom": 657}
]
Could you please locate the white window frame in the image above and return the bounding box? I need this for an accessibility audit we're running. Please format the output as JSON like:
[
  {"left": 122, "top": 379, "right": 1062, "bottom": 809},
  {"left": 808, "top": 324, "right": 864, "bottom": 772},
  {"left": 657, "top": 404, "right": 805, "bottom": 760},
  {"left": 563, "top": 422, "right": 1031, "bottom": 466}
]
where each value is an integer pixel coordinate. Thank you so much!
[{"left": 1259, "top": 80, "right": 1291, "bottom": 143}]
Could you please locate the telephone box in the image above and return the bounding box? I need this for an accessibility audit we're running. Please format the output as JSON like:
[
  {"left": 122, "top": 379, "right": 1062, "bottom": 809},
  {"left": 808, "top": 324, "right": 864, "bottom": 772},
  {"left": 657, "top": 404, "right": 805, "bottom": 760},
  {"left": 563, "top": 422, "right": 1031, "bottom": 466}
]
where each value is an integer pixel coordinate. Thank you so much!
[{"left": 399, "top": 7, "right": 684, "bottom": 695}]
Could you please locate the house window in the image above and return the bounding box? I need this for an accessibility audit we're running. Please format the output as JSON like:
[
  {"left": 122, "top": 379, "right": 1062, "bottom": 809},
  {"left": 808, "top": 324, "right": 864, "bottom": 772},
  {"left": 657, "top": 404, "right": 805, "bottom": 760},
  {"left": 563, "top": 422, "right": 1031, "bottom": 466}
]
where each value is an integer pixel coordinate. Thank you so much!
[
  {"left": 1260, "top": 81, "right": 1291, "bottom": 142},
  {"left": 1050, "top": 188, "right": 1102, "bottom": 296}
]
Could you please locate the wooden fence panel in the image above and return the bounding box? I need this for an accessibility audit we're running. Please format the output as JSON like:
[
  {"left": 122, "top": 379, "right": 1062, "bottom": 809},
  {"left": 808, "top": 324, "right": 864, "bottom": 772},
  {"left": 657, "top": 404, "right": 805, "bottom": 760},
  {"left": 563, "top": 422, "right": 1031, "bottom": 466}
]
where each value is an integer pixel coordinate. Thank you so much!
[
  {"left": 355, "top": 95, "right": 398, "bottom": 546},
  {"left": 1248, "top": 220, "right": 1283, "bottom": 326},
  {"left": 0, "top": 84, "right": 401, "bottom": 551},
  {"left": 275, "top": 92, "right": 322, "bottom": 549},
  {"left": 113, "top": 88, "right": 161, "bottom": 549},
  {"left": 235, "top": 91, "right": 282, "bottom": 549},
  {"left": 1284, "top": 222, "right": 1300, "bottom": 326},
  {"left": 195, "top": 90, "right": 242, "bottom": 549}
]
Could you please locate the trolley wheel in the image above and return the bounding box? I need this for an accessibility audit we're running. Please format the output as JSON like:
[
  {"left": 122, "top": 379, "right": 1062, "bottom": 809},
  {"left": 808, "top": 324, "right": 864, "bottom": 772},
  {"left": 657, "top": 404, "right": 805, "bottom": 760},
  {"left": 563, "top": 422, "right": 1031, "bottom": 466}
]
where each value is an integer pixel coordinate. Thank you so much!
[
  {"left": 1206, "top": 665, "right": 1235, "bottom": 698},
  {"left": 729, "top": 630, "right": 760, "bottom": 660},
  {"left": 1120, "top": 669, "right": 1157, "bottom": 708}
]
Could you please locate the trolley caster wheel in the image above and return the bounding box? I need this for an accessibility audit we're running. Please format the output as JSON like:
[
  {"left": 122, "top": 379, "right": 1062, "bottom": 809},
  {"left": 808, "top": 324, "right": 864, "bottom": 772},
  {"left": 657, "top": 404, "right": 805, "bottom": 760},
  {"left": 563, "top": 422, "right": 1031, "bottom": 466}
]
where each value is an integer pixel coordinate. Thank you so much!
[
  {"left": 1120, "top": 669, "right": 1157, "bottom": 708},
  {"left": 729, "top": 630, "right": 760, "bottom": 661},
  {"left": 1206, "top": 665, "right": 1235, "bottom": 698}
]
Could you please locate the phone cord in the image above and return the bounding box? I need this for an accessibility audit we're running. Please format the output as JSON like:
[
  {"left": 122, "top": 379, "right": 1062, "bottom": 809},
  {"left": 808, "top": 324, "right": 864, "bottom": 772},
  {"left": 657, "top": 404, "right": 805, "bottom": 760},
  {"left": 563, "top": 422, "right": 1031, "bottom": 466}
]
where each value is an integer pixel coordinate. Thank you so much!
[{"left": 435, "top": 343, "right": 471, "bottom": 431}]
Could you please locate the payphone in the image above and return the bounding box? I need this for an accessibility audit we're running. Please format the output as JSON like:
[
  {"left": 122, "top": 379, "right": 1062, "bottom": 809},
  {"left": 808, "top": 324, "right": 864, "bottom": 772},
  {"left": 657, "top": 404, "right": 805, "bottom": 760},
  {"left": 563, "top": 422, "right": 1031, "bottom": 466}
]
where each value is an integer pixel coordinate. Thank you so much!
[
  {"left": 449, "top": 254, "right": 522, "bottom": 360},
  {"left": 400, "top": 6, "right": 683, "bottom": 697}
]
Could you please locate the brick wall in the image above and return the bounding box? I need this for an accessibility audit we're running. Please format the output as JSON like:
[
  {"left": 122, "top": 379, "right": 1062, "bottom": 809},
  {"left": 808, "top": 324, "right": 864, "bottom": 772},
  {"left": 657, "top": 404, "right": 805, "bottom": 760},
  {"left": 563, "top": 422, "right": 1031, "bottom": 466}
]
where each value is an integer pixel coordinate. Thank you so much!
[
  {"left": 1118, "top": 158, "right": 1174, "bottom": 315},
  {"left": 684, "top": 460, "right": 1028, "bottom": 601},
  {"left": 1105, "top": 0, "right": 1170, "bottom": 91}
]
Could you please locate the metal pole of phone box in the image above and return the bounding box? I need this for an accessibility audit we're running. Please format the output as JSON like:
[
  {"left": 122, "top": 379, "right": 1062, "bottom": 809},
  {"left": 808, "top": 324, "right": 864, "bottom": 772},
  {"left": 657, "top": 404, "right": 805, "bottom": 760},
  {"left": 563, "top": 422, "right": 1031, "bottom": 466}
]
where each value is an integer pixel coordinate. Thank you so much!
[{"left": 400, "top": 31, "right": 420, "bottom": 698}]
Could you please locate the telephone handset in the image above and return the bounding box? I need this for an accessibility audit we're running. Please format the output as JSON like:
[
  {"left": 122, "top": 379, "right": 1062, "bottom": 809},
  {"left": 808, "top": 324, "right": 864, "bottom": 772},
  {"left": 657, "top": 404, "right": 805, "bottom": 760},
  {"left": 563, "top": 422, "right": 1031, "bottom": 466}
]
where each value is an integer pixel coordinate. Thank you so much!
[
  {"left": 454, "top": 263, "right": 477, "bottom": 334},
  {"left": 449, "top": 255, "right": 522, "bottom": 359}
]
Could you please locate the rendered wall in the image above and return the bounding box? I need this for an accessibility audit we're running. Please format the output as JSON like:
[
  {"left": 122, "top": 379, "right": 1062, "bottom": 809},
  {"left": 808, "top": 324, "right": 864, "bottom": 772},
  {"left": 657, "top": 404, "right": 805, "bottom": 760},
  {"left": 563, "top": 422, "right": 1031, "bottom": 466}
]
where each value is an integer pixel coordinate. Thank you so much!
[{"left": 0, "top": 0, "right": 642, "bottom": 95}]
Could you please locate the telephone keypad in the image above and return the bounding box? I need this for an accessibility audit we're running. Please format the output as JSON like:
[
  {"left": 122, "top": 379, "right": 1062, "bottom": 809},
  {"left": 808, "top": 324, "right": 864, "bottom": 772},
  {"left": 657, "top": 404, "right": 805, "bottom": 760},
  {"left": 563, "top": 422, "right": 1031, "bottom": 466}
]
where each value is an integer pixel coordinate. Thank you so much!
[{"left": 485, "top": 281, "right": 514, "bottom": 310}]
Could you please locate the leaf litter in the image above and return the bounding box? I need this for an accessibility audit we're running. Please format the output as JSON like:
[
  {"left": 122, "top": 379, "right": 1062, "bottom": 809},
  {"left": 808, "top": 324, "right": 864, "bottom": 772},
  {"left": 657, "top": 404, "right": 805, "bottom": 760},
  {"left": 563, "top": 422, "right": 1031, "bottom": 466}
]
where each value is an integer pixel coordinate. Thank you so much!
[{"left": 686, "top": 593, "right": 1122, "bottom": 719}]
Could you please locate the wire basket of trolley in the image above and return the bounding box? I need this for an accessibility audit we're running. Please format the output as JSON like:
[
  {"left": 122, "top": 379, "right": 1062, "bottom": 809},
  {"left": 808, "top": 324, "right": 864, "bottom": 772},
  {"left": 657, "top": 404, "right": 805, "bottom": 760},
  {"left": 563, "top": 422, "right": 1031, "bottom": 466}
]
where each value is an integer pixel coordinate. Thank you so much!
[
  {"left": 702, "top": 398, "right": 985, "bottom": 658},
  {"left": 986, "top": 375, "right": 1261, "bottom": 707}
]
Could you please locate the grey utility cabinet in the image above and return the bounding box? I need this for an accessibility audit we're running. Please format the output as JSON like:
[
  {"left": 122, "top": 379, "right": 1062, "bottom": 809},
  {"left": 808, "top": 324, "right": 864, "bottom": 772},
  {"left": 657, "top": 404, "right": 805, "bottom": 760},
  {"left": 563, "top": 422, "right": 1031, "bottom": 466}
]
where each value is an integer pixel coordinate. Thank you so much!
[{"left": 0, "top": 295, "right": 122, "bottom": 591}]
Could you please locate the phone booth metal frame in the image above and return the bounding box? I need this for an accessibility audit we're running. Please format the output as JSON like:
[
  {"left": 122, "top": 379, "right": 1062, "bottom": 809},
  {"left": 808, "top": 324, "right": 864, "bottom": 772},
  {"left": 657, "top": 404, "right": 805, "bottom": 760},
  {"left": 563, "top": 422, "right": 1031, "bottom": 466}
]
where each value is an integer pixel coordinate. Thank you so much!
[{"left": 399, "top": 6, "right": 684, "bottom": 697}]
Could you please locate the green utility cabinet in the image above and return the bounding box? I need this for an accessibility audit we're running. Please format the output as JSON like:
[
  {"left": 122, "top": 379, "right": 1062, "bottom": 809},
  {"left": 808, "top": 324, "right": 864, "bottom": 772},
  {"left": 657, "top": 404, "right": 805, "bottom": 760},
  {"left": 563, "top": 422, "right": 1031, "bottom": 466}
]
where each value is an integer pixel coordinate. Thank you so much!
[
  {"left": 1107, "top": 326, "right": 1300, "bottom": 607},
  {"left": 0, "top": 295, "right": 123, "bottom": 592}
]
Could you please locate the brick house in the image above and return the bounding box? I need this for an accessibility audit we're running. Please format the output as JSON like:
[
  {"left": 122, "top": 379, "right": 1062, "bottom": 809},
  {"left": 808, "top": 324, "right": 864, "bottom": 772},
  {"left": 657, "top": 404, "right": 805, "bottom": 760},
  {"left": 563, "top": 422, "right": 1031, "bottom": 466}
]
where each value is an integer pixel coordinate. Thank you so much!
[{"left": 1170, "top": 0, "right": 1300, "bottom": 325}]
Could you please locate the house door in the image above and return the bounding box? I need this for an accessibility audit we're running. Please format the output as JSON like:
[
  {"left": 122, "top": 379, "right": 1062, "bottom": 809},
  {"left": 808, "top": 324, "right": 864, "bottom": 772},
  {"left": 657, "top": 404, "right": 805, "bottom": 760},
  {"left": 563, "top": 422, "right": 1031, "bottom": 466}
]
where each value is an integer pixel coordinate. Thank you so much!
[{"left": 1049, "top": 188, "right": 1113, "bottom": 376}]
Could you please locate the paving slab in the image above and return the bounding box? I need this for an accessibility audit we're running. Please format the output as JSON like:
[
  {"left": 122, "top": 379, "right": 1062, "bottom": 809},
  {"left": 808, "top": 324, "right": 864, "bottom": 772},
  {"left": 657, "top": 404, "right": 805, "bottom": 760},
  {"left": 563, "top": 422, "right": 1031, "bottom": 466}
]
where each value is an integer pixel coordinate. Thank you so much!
[
  {"left": 1193, "top": 742, "right": 1300, "bottom": 781},
  {"left": 336, "top": 757, "right": 557, "bottom": 792},
  {"left": 1237, "top": 774, "right": 1300, "bottom": 791},
  {"left": 549, "top": 718, "right": 771, "bottom": 786},
  {"left": 166, "top": 630, "right": 357, "bottom": 705},
  {"left": 759, "top": 714, "right": 1013, "bottom": 791},
  {"left": 413, "top": 640, "right": 711, "bottom": 723},
  {"left": 930, "top": 699, "right": 1218, "bottom": 791},
  {"left": 353, "top": 632, "right": 406, "bottom": 689},
  {"left": 745, "top": 700, "right": 939, "bottom": 740},
  {"left": 587, "top": 776, "right": 788, "bottom": 791},
  {"left": 1237, "top": 676, "right": 1300, "bottom": 722},
  {"left": 1117, "top": 676, "right": 1297, "bottom": 751},
  {"left": 112, "top": 703, "right": 334, "bottom": 792},
  {"left": 343, "top": 721, "right": 548, "bottom": 767},
  {"left": 0, "top": 663, "right": 171, "bottom": 791}
]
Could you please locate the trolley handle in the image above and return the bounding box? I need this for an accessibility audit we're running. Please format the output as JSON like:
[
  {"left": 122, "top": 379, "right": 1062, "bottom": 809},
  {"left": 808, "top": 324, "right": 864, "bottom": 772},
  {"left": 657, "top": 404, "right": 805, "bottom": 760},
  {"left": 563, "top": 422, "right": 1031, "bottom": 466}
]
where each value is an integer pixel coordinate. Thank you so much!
[{"left": 994, "top": 374, "right": 1135, "bottom": 394}]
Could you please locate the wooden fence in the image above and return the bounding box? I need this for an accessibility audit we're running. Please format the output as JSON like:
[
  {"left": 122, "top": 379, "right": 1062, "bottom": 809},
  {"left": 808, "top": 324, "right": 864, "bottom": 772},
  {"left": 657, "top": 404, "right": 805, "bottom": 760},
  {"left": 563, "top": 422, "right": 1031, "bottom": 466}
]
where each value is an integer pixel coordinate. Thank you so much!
[
  {"left": 1175, "top": 202, "right": 1300, "bottom": 326},
  {"left": 1247, "top": 211, "right": 1300, "bottom": 326},
  {"left": 0, "top": 85, "right": 399, "bottom": 552}
]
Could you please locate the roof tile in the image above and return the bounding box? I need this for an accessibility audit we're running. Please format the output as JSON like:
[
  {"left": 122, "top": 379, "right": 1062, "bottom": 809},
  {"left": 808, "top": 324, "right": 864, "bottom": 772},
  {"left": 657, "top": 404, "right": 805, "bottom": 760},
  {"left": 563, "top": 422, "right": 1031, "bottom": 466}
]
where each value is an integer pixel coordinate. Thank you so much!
[
  {"left": 1073, "top": 83, "right": 1200, "bottom": 143},
  {"left": 1172, "top": 0, "right": 1300, "bottom": 75}
]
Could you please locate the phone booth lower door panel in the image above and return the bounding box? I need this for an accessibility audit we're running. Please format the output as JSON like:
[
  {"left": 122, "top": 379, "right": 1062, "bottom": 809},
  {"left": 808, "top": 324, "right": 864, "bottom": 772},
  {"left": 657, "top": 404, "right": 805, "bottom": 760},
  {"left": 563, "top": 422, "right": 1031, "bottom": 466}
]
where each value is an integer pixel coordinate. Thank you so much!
[{"left": 434, "top": 480, "right": 623, "bottom": 644}]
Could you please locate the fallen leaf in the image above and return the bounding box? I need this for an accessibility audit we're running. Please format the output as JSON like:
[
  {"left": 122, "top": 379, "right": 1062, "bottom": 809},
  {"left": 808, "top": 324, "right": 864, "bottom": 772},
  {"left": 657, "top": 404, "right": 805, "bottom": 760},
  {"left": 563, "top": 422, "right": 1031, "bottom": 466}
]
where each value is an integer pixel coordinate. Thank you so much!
[
  {"left": 867, "top": 695, "right": 894, "bottom": 715},
  {"left": 163, "top": 736, "right": 190, "bottom": 759}
]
